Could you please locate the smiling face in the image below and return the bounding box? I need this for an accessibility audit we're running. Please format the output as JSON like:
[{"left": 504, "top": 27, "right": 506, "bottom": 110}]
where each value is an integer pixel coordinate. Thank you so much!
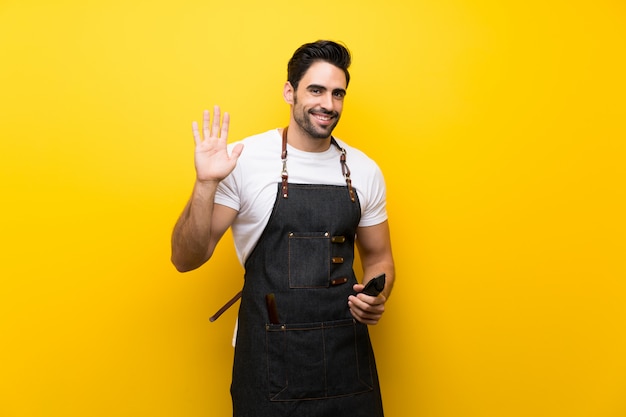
[{"left": 285, "top": 61, "right": 347, "bottom": 141}]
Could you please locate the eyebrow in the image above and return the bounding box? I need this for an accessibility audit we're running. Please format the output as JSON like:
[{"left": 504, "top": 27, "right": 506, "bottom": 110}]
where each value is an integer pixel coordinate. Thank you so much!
[{"left": 306, "top": 84, "right": 347, "bottom": 96}]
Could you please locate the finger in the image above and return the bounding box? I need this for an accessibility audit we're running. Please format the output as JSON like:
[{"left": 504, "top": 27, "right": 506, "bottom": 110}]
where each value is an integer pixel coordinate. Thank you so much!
[
  {"left": 203, "top": 109, "right": 210, "bottom": 139},
  {"left": 192, "top": 121, "right": 201, "bottom": 145},
  {"left": 352, "top": 301, "right": 383, "bottom": 318},
  {"left": 349, "top": 306, "right": 382, "bottom": 325},
  {"left": 358, "top": 292, "right": 386, "bottom": 305},
  {"left": 212, "top": 105, "right": 221, "bottom": 138},
  {"left": 349, "top": 295, "right": 385, "bottom": 312},
  {"left": 220, "top": 112, "right": 230, "bottom": 139},
  {"left": 230, "top": 143, "right": 244, "bottom": 159},
  {"left": 353, "top": 292, "right": 379, "bottom": 305}
]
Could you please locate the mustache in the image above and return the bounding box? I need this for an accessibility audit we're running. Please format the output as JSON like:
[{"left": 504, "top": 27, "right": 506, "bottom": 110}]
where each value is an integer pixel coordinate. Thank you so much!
[{"left": 309, "top": 108, "right": 338, "bottom": 117}]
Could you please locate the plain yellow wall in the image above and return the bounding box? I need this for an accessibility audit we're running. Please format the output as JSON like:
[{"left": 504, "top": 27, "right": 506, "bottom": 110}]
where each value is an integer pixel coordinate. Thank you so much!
[{"left": 1, "top": 1, "right": 625, "bottom": 416}]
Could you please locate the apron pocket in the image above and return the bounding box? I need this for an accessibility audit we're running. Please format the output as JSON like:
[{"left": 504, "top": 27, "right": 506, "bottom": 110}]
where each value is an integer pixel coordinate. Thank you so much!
[
  {"left": 288, "top": 231, "right": 331, "bottom": 288},
  {"left": 265, "top": 318, "right": 374, "bottom": 401}
]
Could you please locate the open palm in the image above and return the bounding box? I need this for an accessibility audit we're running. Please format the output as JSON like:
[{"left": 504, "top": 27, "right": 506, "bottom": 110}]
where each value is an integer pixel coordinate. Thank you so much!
[{"left": 192, "top": 106, "right": 243, "bottom": 183}]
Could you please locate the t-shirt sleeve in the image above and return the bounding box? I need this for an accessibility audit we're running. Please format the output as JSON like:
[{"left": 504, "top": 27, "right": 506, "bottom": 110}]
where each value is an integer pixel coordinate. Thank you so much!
[
  {"left": 214, "top": 163, "right": 241, "bottom": 211},
  {"left": 358, "top": 164, "right": 388, "bottom": 227}
]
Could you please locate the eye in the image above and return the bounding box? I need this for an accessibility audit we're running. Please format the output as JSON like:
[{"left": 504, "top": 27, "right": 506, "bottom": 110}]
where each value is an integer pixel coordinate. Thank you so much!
[{"left": 333, "top": 90, "right": 346, "bottom": 99}]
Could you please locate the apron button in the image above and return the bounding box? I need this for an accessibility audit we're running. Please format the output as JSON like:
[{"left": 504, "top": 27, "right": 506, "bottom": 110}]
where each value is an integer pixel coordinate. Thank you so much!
[{"left": 330, "top": 277, "right": 348, "bottom": 286}]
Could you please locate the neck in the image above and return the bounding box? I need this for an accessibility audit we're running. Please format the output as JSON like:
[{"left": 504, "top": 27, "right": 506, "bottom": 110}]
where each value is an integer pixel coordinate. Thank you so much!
[{"left": 282, "top": 123, "right": 331, "bottom": 153}]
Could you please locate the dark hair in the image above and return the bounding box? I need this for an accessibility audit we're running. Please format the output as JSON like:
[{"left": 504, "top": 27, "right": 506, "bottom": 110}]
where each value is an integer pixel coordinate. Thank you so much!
[{"left": 287, "top": 40, "right": 351, "bottom": 91}]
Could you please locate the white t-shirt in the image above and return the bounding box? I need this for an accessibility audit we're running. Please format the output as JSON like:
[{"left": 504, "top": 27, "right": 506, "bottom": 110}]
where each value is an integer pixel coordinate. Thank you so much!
[{"left": 215, "top": 128, "right": 388, "bottom": 266}]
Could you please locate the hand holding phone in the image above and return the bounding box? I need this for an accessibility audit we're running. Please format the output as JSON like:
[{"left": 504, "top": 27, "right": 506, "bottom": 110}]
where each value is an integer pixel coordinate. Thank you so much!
[{"left": 361, "top": 273, "right": 386, "bottom": 296}]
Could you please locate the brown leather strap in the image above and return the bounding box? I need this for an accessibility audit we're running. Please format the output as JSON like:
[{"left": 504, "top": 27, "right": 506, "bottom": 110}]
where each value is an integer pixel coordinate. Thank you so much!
[
  {"left": 209, "top": 291, "right": 242, "bottom": 322},
  {"left": 281, "top": 127, "right": 289, "bottom": 198},
  {"left": 331, "top": 138, "right": 356, "bottom": 203},
  {"left": 281, "top": 127, "right": 355, "bottom": 203}
]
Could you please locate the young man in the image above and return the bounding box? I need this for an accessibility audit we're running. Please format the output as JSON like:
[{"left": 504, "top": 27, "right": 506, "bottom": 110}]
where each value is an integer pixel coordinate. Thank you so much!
[{"left": 172, "top": 40, "right": 395, "bottom": 417}]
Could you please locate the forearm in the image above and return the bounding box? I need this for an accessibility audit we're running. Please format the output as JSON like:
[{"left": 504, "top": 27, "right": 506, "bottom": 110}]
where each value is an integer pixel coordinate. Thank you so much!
[
  {"left": 171, "top": 180, "right": 219, "bottom": 272},
  {"left": 356, "top": 221, "right": 395, "bottom": 300}
]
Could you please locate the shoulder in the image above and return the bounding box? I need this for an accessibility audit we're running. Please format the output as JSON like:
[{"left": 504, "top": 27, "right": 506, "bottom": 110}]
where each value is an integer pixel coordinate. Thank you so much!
[
  {"left": 223, "top": 129, "right": 282, "bottom": 190},
  {"left": 333, "top": 138, "right": 388, "bottom": 226},
  {"left": 333, "top": 137, "right": 383, "bottom": 176},
  {"left": 226, "top": 129, "right": 282, "bottom": 176},
  {"left": 230, "top": 129, "right": 281, "bottom": 154}
]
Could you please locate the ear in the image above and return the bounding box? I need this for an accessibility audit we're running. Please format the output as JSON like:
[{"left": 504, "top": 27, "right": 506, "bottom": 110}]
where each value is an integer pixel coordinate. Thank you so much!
[{"left": 283, "top": 81, "right": 294, "bottom": 104}]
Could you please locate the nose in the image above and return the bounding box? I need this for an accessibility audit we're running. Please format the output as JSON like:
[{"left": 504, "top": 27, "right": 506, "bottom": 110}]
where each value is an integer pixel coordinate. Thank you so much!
[{"left": 320, "top": 92, "right": 335, "bottom": 111}]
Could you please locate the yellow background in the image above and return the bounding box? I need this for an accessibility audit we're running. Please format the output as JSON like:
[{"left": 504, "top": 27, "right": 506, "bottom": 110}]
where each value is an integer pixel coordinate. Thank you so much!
[{"left": 1, "top": 1, "right": 625, "bottom": 416}]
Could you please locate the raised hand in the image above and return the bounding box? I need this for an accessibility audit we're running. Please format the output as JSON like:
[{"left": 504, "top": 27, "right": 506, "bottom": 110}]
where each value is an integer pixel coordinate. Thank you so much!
[{"left": 192, "top": 105, "right": 244, "bottom": 183}]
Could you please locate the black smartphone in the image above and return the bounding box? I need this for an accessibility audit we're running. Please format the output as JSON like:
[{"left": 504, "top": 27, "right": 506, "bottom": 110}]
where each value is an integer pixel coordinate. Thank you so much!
[{"left": 362, "top": 273, "right": 386, "bottom": 296}]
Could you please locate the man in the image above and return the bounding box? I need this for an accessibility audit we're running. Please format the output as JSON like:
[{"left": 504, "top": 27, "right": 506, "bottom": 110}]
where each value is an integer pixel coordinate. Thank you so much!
[{"left": 171, "top": 40, "right": 395, "bottom": 417}]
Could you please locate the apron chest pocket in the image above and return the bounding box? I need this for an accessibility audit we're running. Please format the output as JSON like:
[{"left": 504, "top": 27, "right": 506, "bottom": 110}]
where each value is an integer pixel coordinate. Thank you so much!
[
  {"left": 265, "top": 318, "right": 374, "bottom": 401},
  {"left": 288, "top": 231, "right": 331, "bottom": 288}
]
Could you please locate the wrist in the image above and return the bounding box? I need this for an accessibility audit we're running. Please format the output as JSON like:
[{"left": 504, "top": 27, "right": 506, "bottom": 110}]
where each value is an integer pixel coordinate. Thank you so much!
[
  {"left": 191, "top": 179, "right": 220, "bottom": 202},
  {"left": 195, "top": 178, "right": 221, "bottom": 187}
]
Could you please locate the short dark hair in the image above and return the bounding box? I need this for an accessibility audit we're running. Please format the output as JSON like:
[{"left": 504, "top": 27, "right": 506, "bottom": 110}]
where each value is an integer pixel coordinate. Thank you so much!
[{"left": 287, "top": 40, "right": 351, "bottom": 91}]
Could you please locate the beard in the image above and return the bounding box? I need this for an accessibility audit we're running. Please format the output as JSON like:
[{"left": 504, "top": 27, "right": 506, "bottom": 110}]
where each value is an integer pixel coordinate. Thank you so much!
[{"left": 292, "top": 97, "right": 340, "bottom": 139}]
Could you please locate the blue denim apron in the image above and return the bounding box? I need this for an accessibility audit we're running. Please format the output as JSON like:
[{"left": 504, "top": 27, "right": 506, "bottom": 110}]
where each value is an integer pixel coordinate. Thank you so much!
[{"left": 230, "top": 131, "right": 384, "bottom": 417}]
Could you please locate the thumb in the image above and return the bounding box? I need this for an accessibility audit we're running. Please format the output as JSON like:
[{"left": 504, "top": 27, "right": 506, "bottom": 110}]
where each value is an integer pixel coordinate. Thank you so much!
[{"left": 230, "top": 143, "right": 244, "bottom": 159}]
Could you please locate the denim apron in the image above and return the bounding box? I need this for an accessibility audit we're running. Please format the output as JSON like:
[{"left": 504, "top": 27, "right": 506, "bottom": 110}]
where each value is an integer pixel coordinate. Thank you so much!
[{"left": 230, "top": 130, "right": 384, "bottom": 417}]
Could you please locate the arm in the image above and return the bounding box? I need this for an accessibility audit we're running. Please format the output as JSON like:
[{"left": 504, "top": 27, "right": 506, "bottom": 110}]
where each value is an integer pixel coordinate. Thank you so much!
[
  {"left": 171, "top": 106, "right": 243, "bottom": 272},
  {"left": 348, "top": 220, "right": 395, "bottom": 324}
]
